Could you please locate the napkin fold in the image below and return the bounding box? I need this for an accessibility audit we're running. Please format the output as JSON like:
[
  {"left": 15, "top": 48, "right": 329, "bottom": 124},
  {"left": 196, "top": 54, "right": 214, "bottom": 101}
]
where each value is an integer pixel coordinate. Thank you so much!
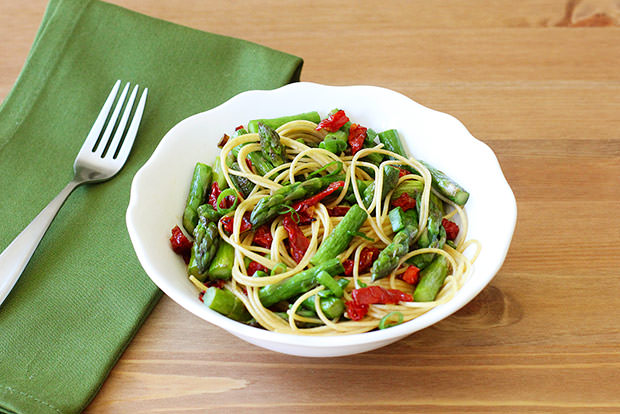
[{"left": 0, "top": 1, "right": 303, "bottom": 412}]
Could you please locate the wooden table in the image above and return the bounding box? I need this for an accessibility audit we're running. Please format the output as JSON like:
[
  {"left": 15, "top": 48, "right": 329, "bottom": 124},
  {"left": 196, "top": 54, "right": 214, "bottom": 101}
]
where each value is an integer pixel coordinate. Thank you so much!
[{"left": 2, "top": 1, "right": 619, "bottom": 412}]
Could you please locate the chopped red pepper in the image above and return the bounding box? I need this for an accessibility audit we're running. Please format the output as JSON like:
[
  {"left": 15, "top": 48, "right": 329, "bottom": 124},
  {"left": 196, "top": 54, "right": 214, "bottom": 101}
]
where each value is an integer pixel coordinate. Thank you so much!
[
  {"left": 169, "top": 225, "right": 193, "bottom": 264},
  {"left": 289, "top": 180, "right": 345, "bottom": 224},
  {"left": 442, "top": 218, "right": 460, "bottom": 241},
  {"left": 343, "top": 247, "right": 380, "bottom": 276},
  {"left": 316, "top": 110, "right": 349, "bottom": 132},
  {"left": 401, "top": 265, "right": 420, "bottom": 285},
  {"left": 391, "top": 192, "right": 416, "bottom": 211},
  {"left": 253, "top": 225, "right": 273, "bottom": 249},
  {"left": 348, "top": 123, "right": 367, "bottom": 155},
  {"left": 345, "top": 300, "right": 369, "bottom": 321},
  {"left": 351, "top": 286, "right": 413, "bottom": 305},
  {"left": 220, "top": 212, "right": 252, "bottom": 234},
  {"left": 328, "top": 206, "right": 350, "bottom": 216},
  {"left": 208, "top": 182, "right": 221, "bottom": 209},
  {"left": 247, "top": 260, "right": 269, "bottom": 276}
]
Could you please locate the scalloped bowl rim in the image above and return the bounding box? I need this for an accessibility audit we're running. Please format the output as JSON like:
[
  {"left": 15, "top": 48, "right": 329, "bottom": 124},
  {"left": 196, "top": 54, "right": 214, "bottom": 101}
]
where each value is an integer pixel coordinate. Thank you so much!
[{"left": 127, "top": 82, "right": 517, "bottom": 354}]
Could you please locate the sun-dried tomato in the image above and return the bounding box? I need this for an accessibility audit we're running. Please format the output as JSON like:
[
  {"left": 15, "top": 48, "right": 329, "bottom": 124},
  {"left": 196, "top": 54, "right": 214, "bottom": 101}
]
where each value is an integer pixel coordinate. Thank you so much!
[
  {"left": 398, "top": 168, "right": 410, "bottom": 178},
  {"left": 316, "top": 110, "right": 349, "bottom": 132},
  {"left": 351, "top": 286, "right": 413, "bottom": 305},
  {"left": 235, "top": 125, "right": 244, "bottom": 131},
  {"left": 208, "top": 182, "right": 221, "bottom": 209},
  {"left": 247, "top": 260, "right": 269, "bottom": 276},
  {"left": 289, "top": 181, "right": 345, "bottom": 224},
  {"left": 348, "top": 123, "right": 367, "bottom": 155},
  {"left": 345, "top": 300, "right": 369, "bottom": 321},
  {"left": 343, "top": 247, "right": 380, "bottom": 276},
  {"left": 220, "top": 212, "right": 252, "bottom": 234},
  {"left": 169, "top": 225, "right": 193, "bottom": 264},
  {"left": 401, "top": 265, "right": 420, "bottom": 285},
  {"left": 391, "top": 192, "right": 416, "bottom": 211},
  {"left": 442, "top": 218, "right": 459, "bottom": 240},
  {"left": 253, "top": 225, "right": 273, "bottom": 249},
  {"left": 246, "top": 158, "right": 253, "bottom": 171},
  {"left": 282, "top": 215, "right": 310, "bottom": 263},
  {"left": 328, "top": 206, "right": 350, "bottom": 216}
]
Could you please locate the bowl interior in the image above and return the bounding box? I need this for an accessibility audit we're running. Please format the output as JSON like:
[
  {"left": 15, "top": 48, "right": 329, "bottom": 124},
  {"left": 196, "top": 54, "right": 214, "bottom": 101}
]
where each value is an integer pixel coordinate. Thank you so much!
[{"left": 127, "top": 82, "right": 517, "bottom": 354}]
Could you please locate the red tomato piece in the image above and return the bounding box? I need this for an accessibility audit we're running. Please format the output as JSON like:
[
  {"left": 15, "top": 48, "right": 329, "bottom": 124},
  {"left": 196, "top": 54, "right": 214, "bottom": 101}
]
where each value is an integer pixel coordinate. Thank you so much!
[
  {"left": 247, "top": 260, "right": 269, "bottom": 276},
  {"left": 327, "top": 206, "right": 350, "bottom": 216},
  {"left": 345, "top": 300, "right": 369, "bottom": 321},
  {"left": 169, "top": 225, "right": 193, "bottom": 264},
  {"left": 398, "top": 168, "right": 410, "bottom": 178},
  {"left": 282, "top": 215, "right": 310, "bottom": 263},
  {"left": 315, "top": 110, "right": 350, "bottom": 132},
  {"left": 343, "top": 247, "right": 380, "bottom": 276},
  {"left": 348, "top": 123, "right": 367, "bottom": 155},
  {"left": 351, "top": 286, "right": 413, "bottom": 305},
  {"left": 208, "top": 182, "right": 221, "bottom": 209},
  {"left": 220, "top": 213, "right": 252, "bottom": 234},
  {"left": 401, "top": 265, "right": 420, "bottom": 285},
  {"left": 442, "top": 218, "right": 460, "bottom": 240},
  {"left": 235, "top": 125, "right": 244, "bottom": 131},
  {"left": 253, "top": 225, "right": 273, "bottom": 249},
  {"left": 391, "top": 192, "right": 416, "bottom": 211}
]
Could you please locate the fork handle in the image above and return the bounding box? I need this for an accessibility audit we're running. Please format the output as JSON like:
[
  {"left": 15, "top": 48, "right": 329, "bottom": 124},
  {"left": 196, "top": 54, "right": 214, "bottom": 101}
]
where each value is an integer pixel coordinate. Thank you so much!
[{"left": 0, "top": 180, "right": 81, "bottom": 307}]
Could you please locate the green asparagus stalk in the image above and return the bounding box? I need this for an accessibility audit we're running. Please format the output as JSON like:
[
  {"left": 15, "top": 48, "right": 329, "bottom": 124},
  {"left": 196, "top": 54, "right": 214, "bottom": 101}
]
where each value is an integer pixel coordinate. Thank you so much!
[
  {"left": 207, "top": 241, "right": 235, "bottom": 281},
  {"left": 229, "top": 161, "right": 254, "bottom": 198},
  {"left": 378, "top": 129, "right": 408, "bottom": 160},
  {"left": 188, "top": 218, "right": 220, "bottom": 281},
  {"left": 258, "top": 122, "right": 287, "bottom": 167},
  {"left": 301, "top": 295, "right": 346, "bottom": 319},
  {"left": 310, "top": 205, "right": 368, "bottom": 265},
  {"left": 420, "top": 161, "right": 469, "bottom": 206},
  {"left": 392, "top": 179, "right": 424, "bottom": 200},
  {"left": 202, "top": 287, "right": 251, "bottom": 322},
  {"left": 362, "top": 165, "right": 401, "bottom": 208},
  {"left": 182, "top": 163, "right": 212, "bottom": 234},
  {"left": 247, "top": 112, "right": 321, "bottom": 133},
  {"left": 371, "top": 209, "right": 419, "bottom": 281},
  {"left": 258, "top": 258, "right": 344, "bottom": 307},
  {"left": 319, "top": 130, "right": 348, "bottom": 154},
  {"left": 249, "top": 172, "right": 346, "bottom": 227},
  {"left": 212, "top": 157, "right": 228, "bottom": 190},
  {"left": 413, "top": 255, "right": 449, "bottom": 302},
  {"left": 196, "top": 204, "right": 222, "bottom": 223}
]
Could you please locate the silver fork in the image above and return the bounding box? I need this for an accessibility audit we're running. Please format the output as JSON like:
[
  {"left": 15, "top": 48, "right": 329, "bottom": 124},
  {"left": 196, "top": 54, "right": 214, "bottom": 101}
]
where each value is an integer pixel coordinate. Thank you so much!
[{"left": 0, "top": 80, "right": 148, "bottom": 307}]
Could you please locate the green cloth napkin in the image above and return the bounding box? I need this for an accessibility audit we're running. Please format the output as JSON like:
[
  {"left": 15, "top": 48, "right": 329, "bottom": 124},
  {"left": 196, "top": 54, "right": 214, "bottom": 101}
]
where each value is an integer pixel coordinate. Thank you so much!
[{"left": 0, "top": 0, "right": 303, "bottom": 413}]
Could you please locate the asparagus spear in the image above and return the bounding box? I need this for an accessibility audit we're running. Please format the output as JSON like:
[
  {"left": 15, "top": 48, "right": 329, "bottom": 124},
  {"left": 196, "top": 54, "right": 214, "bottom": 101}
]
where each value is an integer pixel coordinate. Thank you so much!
[
  {"left": 207, "top": 241, "right": 235, "bottom": 281},
  {"left": 371, "top": 209, "right": 419, "bottom": 281},
  {"left": 344, "top": 179, "right": 371, "bottom": 204},
  {"left": 378, "top": 129, "right": 470, "bottom": 206},
  {"left": 319, "top": 130, "right": 348, "bottom": 154},
  {"left": 188, "top": 218, "right": 220, "bottom": 281},
  {"left": 182, "top": 163, "right": 212, "bottom": 234},
  {"left": 258, "top": 122, "right": 287, "bottom": 167},
  {"left": 413, "top": 255, "right": 449, "bottom": 302},
  {"left": 196, "top": 204, "right": 222, "bottom": 223},
  {"left": 301, "top": 295, "right": 346, "bottom": 319},
  {"left": 247, "top": 112, "right": 321, "bottom": 133},
  {"left": 310, "top": 205, "right": 368, "bottom": 265},
  {"left": 229, "top": 161, "right": 254, "bottom": 198},
  {"left": 231, "top": 142, "right": 276, "bottom": 177},
  {"left": 212, "top": 157, "right": 228, "bottom": 190},
  {"left": 362, "top": 165, "right": 400, "bottom": 208},
  {"left": 258, "top": 258, "right": 344, "bottom": 307},
  {"left": 202, "top": 287, "right": 251, "bottom": 322},
  {"left": 407, "top": 192, "right": 446, "bottom": 269},
  {"left": 420, "top": 161, "right": 469, "bottom": 206},
  {"left": 249, "top": 173, "right": 346, "bottom": 227}
]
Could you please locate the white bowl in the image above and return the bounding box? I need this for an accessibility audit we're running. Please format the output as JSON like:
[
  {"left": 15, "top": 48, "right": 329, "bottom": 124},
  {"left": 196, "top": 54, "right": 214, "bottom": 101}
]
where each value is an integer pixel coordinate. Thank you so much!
[{"left": 126, "top": 82, "right": 517, "bottom": 357}]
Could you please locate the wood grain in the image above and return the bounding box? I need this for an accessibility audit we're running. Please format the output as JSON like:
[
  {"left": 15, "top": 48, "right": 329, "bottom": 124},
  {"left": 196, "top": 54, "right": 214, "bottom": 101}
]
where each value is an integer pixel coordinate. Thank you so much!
[{"left": 2, "top": 1, "right": 619, "bottom": 412}]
